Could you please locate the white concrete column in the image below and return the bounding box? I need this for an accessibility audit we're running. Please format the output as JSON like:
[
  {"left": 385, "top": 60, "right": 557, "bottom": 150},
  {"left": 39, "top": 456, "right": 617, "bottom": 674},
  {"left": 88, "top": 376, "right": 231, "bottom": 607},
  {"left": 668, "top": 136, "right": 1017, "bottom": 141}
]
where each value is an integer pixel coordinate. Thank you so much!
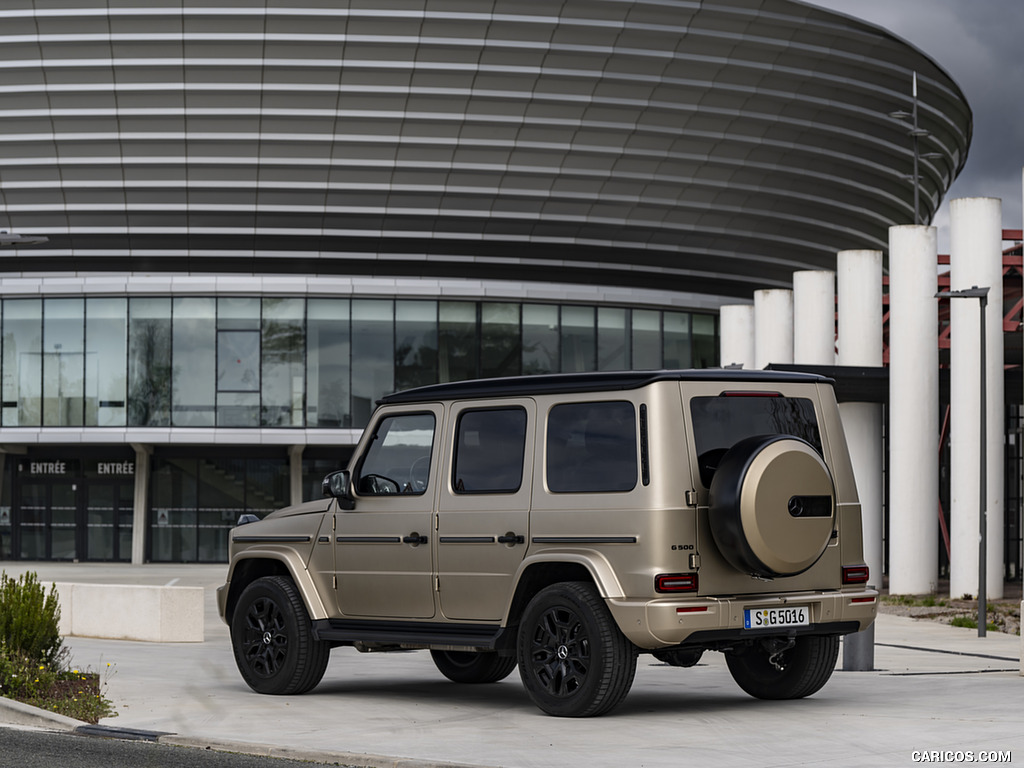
[
  {"left": 888, "top": 226, "right": 939, "bottom": 594},
  {"left": 949, "top": 197, "right": 1004, "bottom": 600},
  {"left": 793, "top": 270, "right": 836, "bottom": 365},
  {"left": 719, "top": 304, "right": 755, "bottom": 369},
  {"left": 754, "top": 289, "right": 794, "bottom": 369},
  {"left": 836, "top": 250, "right": 884, "bottom": 586},
  {"left": 130, "top": 443, "right": 152, "bottom": 565}
]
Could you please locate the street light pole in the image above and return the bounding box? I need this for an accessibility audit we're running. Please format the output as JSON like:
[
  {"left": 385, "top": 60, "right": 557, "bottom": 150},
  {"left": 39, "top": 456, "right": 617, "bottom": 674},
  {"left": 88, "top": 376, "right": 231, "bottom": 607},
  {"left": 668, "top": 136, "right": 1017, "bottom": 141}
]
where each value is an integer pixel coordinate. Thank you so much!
[
  {"left": 936, "top": 285, "right": 990, "bottom": 637},
  {"left": 890, "top": 72, "right": 940, "bottom": 226}
]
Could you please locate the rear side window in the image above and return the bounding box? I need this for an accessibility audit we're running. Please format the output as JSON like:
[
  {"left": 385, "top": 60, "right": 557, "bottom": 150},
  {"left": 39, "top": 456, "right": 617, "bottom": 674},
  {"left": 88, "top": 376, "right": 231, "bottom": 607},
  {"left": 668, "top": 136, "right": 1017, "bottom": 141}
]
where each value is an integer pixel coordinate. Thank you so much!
[
  {"left": 547, "top": 401, "right": 637, "bottom": 493},
  {"left": 690, "top": 395, "right": 821, "bottom": 487},
  {"left": 453, "top": 408, "right": 527, "bottom": 494}
]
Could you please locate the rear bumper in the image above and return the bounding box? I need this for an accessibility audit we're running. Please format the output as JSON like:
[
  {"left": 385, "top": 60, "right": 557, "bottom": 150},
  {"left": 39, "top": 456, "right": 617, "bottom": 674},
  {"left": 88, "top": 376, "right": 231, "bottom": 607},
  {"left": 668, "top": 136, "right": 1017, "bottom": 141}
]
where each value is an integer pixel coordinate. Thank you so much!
[{"left": 606, "top": 588, "right": 878, "bottom": 649}]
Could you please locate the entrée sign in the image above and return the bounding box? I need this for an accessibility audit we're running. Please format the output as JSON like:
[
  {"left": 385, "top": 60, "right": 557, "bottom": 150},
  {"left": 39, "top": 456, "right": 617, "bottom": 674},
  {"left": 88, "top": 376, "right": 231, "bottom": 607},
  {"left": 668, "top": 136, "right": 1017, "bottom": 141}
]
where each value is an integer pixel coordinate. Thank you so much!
[{"left": 28, "top": 461, "right": 135, "bottom": 476}]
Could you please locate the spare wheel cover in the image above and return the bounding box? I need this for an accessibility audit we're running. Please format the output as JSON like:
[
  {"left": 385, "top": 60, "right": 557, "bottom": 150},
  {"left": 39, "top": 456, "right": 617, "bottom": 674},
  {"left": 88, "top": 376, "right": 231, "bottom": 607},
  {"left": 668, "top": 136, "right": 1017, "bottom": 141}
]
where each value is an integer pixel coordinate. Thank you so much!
[{"left": 708, "top": 434, "right": 834, "bottom": 578}]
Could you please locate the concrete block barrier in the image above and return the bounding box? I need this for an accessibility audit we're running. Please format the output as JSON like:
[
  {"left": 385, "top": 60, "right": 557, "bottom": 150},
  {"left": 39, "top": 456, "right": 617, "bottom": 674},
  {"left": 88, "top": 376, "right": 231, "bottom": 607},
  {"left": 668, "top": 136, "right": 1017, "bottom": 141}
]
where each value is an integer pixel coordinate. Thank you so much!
[{"left": 54, "top": 582, "right": 204, "bottom": 643}]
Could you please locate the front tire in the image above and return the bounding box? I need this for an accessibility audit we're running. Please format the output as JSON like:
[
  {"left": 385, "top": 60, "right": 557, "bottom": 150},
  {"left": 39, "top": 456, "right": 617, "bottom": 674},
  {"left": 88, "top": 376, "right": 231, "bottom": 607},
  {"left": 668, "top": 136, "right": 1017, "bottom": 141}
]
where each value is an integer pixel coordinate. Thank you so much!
[
  {"left": 517, "top": 582, "right": 637, "bottom": 717},
  {"left": 230, "top": 575, "right": 330, "bottom": 695},
  {"left": 430, "top": 650, "right": 517, "bottom": 683},
  {"left": 725, "top": 635, "right": 839, "bottom": 700}
]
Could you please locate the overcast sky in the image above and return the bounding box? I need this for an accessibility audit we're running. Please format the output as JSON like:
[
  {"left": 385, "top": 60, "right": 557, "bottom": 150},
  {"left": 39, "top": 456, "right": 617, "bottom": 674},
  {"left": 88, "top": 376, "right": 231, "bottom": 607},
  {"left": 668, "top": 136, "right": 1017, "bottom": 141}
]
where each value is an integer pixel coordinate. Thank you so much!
[{"left": 804, "top": 0, "right": 1024, "bottom": 252}]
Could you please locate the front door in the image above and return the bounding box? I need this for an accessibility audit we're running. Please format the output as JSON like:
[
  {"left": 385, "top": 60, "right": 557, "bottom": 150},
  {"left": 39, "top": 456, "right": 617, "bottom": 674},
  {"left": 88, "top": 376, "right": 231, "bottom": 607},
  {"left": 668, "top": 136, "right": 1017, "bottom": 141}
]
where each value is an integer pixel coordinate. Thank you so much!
[{"left": 334, "top": 407, "right": 441, "bottom": 619}]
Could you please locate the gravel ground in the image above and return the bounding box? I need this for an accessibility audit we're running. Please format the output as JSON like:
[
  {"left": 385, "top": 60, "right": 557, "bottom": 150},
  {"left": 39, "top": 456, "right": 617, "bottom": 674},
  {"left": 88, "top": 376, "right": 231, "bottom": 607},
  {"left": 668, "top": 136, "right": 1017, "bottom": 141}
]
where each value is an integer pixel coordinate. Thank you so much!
[{"left": 878, "top": 592, "right": 1022, "bottom": 636}]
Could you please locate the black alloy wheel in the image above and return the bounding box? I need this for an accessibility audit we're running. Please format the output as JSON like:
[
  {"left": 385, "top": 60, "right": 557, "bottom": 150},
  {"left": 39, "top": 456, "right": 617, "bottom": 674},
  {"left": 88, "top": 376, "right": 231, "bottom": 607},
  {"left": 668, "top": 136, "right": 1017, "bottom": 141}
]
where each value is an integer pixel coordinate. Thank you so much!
[
  {"left": 230, "top": 575, "right": 330, "bottom": 695},
  {"left": 517, "top": 582, "right": 636, "bottom": 717}
]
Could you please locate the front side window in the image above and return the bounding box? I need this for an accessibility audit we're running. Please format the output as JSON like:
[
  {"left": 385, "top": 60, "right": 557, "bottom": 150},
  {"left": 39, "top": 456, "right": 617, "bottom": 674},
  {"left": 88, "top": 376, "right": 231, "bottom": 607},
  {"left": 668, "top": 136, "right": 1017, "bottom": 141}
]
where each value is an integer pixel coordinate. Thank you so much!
[
  {"left": 690, "top": 395, "right": 822, "bottom": 488},
  {"left": 453, "top": 408, "right": 527, "bottom": 494},
  {"left": 357, "top": 412, "right": 435, "bottom": 495},
  {"left": 546, "top": 401, "right": 637, "bottom": 493}
]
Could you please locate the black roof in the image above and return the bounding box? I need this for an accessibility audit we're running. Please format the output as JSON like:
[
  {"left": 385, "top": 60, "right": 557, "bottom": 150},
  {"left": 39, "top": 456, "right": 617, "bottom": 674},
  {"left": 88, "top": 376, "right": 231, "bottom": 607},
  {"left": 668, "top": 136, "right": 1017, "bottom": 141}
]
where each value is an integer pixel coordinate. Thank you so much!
[{"left": 378, "top": 369, "right": 833, "bottom": 405}]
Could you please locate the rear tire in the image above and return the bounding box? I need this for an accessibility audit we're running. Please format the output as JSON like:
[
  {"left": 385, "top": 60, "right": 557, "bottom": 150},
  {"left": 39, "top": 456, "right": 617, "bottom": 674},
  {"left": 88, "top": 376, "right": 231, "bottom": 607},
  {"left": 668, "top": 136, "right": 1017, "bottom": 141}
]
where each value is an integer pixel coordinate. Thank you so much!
[
  {"left": 231, "top": 575, "right": 330, "bottom": 695},
  {"left": 430, "top": 650, "right": 517, "bottom": 684},
  {"left": 652, "top": 648, "right": 704, "bottom": 668},
  {"left": 517, "top": 582, "right": 637, "bottom": 717},
  {"left": 725, "top": 634, "right": 839, "bottom": 700}
]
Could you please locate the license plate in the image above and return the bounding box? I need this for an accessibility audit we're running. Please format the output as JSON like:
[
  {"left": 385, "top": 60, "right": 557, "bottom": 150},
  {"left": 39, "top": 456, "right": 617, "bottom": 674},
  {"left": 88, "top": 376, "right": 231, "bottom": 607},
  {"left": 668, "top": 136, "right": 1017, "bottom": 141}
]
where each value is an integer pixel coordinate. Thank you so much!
[{"left": 744, "top": 606, "right": 809, "bottom": 630}]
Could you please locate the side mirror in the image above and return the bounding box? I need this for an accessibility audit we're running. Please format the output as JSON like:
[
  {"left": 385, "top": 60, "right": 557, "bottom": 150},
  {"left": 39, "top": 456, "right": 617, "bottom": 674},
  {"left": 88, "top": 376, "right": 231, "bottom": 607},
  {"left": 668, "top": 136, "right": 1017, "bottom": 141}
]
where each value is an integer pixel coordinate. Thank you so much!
[{"left": 322, "top": 470, "right": 355, "bottom": 510}]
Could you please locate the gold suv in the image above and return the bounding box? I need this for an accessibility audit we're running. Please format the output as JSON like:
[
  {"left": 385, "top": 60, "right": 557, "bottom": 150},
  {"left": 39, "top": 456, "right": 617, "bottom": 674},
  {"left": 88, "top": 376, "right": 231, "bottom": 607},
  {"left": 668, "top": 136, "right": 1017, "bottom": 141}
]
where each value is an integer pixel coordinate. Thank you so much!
[{"left": 217, "top": 370, "right": 877, "bottom": 717}]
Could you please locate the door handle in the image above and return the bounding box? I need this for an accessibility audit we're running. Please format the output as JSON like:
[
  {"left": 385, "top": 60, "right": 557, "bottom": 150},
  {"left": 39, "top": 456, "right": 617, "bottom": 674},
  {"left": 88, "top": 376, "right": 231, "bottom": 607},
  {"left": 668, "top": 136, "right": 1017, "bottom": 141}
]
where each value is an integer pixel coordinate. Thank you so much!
[
  {"left": 496, "top": 533, "right": 525, "bottom": 545},
  {"left": 403, "top": 534, "right": 428, "bottom": 545}
]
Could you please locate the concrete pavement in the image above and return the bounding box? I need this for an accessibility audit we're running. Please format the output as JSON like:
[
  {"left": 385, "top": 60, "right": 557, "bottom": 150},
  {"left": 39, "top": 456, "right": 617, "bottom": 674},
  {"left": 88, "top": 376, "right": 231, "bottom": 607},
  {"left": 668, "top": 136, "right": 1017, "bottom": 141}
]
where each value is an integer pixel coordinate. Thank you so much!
[{"left": 1, "top": 562, "right": 1022, "bottom": 768}]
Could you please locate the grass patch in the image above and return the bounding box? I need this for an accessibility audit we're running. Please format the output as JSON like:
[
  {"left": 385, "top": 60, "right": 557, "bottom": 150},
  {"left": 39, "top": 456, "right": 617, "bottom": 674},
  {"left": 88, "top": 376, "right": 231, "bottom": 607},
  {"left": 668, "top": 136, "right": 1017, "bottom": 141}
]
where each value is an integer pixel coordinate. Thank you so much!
[
  {"left": 949, "top": 616, "right": 999, "bottom": 633},
  {"left": 0, "top": 653, "right": 116, "bottom": 723}
]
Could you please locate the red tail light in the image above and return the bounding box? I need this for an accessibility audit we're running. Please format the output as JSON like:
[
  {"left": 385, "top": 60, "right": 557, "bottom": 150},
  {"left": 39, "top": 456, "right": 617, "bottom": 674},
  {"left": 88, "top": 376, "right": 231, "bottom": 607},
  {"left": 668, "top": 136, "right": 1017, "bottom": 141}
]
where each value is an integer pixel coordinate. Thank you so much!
[
  {"left": 842, "top": 565, "right": 870, "bottom": 584},
  {"left": 655, "top": 573, "right": 698, "bottom": 593}
]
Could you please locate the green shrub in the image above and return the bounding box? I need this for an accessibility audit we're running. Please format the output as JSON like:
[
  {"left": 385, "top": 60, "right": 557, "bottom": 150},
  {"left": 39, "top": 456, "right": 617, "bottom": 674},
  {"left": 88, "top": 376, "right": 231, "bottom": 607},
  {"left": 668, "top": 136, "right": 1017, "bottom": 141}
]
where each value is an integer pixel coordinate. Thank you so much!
[{"left": 0, "top": 571, "right": 65, "bottom": 667}]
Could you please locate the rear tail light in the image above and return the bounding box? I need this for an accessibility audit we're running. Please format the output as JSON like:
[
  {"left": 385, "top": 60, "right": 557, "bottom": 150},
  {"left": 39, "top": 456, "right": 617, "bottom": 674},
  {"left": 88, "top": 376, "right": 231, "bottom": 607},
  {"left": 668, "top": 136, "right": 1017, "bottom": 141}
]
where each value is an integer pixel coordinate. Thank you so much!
[
  {"left": 655, "top": 573, "right": 698, "bottom": 593},
  {"left": 842, "top": 565, "right": 870, "bottom": 585}
]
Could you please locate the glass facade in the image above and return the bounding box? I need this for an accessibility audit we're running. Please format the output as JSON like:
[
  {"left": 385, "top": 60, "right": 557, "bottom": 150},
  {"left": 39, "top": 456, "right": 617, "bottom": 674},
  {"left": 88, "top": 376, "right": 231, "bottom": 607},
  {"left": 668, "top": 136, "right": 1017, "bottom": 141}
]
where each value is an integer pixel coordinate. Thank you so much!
[
  {"left": 0, "top": 297, "right": 718, "bottom": 430},
  {"left": 149, "top": 452, "right": 291, "bottom": 562}
]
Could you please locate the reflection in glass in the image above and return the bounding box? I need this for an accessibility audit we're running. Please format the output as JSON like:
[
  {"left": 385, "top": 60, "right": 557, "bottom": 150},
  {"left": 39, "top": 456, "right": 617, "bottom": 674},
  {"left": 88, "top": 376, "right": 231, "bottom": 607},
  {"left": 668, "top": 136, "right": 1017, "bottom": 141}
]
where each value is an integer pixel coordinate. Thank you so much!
[
  {"left": 86, "top": 298, "right": 128, "bottom": 427},
  {"left": 43, "top": 298, "right": 85, "bottom": 427},
  {"left": 128, "top": 298, "right": 171, "bottom": 426},
  {"left": 150, "top": 457, "right": 199, "bottom": 561},
  {"left": 561, "top": 305, "right": 595, "bottom": 373},
  {"left": 481, "top": 303, "right": 520, "bottom": 378},
  {"left": 306, "top": 299, "right": 350, "bottom": 427},
  {"left": 217, "top": 298, "right": 260, "bottom": 427},
  {"left": 663, "top": 311, "right": 691, "bottom": 369},
  {"left": 597, "top": 307, "right": 628, "bottom": 371},
  {"left": 692, "top": 313, "right": 718, "bottom": 368},
  {"left": 632, "top": 309, "right": 660, "bottom": 369},
  {"left": 2, "top": 299, "right": 42, "bottom": 426},
  {"left": 262, "top": 298, "right": 305, "bottom": 427},
  {"left": 352, "top": 300, "right": 394, "bottom": 428},
  {"left": 395, "top": 301, "right": 438, "bottom": 390},
  {"left": 439, "top": 302, "right": 477, "bottom": 383},
  {"left": 172, "top": 298, "right": 216, "bottom": 426},
  {"left": 522, "top": 304, "right": 558, "bottom": 374}
]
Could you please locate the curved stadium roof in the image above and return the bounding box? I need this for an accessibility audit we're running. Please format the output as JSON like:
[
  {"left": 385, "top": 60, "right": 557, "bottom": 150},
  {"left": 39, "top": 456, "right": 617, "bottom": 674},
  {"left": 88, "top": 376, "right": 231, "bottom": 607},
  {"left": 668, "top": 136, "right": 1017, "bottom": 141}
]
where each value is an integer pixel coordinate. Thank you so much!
[{"left": 0, "top": 0, "right": 970, "bottom": 299}]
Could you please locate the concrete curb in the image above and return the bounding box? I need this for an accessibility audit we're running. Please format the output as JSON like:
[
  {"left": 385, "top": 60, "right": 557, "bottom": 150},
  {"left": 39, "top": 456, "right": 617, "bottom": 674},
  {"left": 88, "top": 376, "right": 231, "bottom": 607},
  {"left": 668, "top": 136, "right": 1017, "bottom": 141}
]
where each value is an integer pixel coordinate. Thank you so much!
[
  {"left": 0, "top": 695, "right": 82, "bottom": 731},
  {"left": 157, "top": 735, "right": 495, "bottom": 768},
  {"left": 1, "top": 697, "right": 493, "bottom": 768}
]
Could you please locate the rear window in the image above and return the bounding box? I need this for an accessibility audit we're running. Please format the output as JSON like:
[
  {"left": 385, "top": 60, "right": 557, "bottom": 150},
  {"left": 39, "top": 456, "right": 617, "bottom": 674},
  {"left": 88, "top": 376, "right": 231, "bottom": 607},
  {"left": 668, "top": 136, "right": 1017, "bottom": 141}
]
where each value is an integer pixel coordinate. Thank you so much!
[
  {"left": 546, "top": 401, "right": 637, "bottom": 493},
  {"left": 690, "top": 395, "right": 822, "bottom": 488}
]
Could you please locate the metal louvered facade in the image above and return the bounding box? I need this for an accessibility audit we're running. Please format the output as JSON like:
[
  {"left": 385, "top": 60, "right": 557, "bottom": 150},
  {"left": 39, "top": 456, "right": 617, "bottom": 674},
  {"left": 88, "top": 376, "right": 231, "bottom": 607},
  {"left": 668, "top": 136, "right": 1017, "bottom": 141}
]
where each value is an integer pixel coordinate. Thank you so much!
[{"left": 0, "top": 0, "right": 970, "bottom": 296}]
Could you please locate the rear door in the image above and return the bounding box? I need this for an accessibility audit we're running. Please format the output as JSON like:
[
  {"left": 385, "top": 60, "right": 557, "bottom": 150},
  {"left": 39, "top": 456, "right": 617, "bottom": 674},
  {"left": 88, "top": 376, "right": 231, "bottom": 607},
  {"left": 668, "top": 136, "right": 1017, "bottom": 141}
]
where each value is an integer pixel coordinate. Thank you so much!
[{"left": 436, "top": 399, "right": 534, "bottom": 621}]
